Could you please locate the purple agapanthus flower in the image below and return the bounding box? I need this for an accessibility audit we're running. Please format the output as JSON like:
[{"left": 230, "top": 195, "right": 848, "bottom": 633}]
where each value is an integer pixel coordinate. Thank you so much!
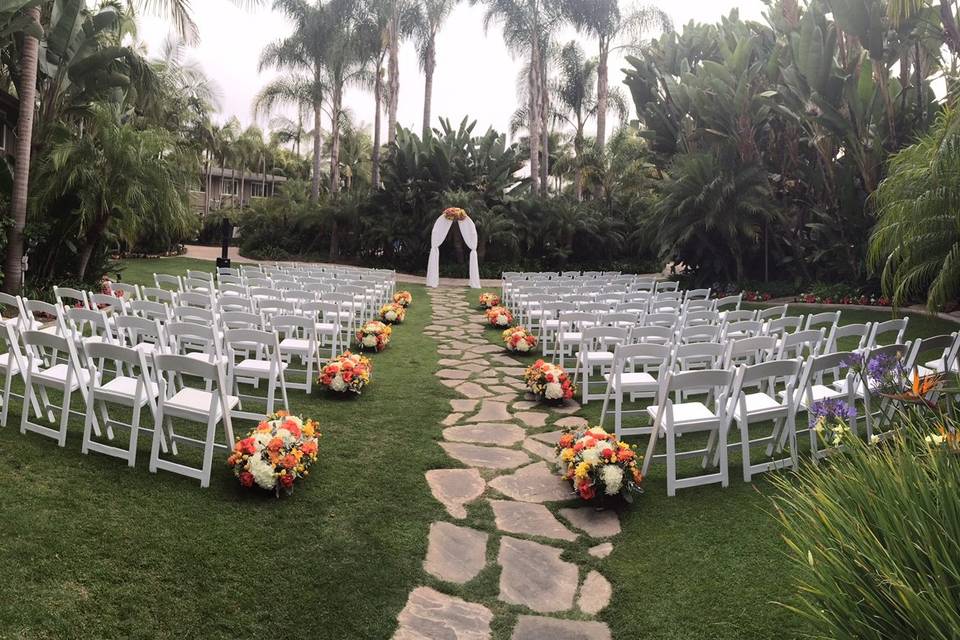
[
  {"left": 809, "top": 398, "right": 857, "bottom": 426},
  {"left": 842, "top": 353, "right": 864, "bottom": 370},
  {"left": 866, "top": 353, "right": 895, "bottom": 381}
]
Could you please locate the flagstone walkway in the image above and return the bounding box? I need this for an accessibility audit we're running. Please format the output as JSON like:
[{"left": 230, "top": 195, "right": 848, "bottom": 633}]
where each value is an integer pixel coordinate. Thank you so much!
[{"left": 392, "top": 288, "right": 620, "bottom": 640}]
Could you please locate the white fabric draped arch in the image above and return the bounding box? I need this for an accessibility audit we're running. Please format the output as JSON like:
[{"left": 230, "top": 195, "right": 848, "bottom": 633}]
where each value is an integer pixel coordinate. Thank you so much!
[{"left": 426, "top": 214, "right": 481, "bottom": 289}]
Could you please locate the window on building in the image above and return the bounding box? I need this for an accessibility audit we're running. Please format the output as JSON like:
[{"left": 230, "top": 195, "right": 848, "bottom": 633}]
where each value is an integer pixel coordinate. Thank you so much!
[
  {"left": 221, "top": 178, "right": 238, "bottom": 196},
  {"left": 0, "top": 125, "right": 7, "bottom": 152},
  {"left": 251, "top": 182, "right": 265, "bottom": 198}
]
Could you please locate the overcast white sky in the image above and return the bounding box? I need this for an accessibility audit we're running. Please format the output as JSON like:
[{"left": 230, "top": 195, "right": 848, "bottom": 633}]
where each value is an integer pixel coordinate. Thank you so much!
[{"left": 138, "top": 1, "right": 767, "bottom": 140}]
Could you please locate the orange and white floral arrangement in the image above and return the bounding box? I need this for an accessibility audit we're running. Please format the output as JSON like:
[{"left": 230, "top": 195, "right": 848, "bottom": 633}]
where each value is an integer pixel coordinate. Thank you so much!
[
  {"left": 443, "top": 207, "right": 467, "bottom": 221},
  {"left": 319, "top": 351, "right": 372, "bottom": 394},
  {"left": 380, "top": 302, "right": 407, "bottom": 324},
  {"left": 356, "top": 320, "right": 392, "bottom": 352},
  {"left": 478, "top": 292, "right": 501, "bottom": 309},
  {"left": 555, "top": 426, "right": 643, "bottom": 502},
  {"left": 502, "top": 326, "right": 538, "bottom": 353},
  {"left": 393, "top": 290, "right": 413, "bottom": 307},
  {"left": 485, "top": 305, "right": 513, "bottom": 328},
  {"left": 524, "top": 359, "right": 574, "bottom": 403},
  {"left": 228, "top": 411, "right": 321, "bottom": 497}
]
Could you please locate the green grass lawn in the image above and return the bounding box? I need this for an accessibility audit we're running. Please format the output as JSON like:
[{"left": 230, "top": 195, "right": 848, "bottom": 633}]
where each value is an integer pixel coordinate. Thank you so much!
[
  {"left": 0, "top": 263, "right": 452, "bottom": 638},
  {"left": 473, "top": 289, "right": 960, "bottom": 640}
]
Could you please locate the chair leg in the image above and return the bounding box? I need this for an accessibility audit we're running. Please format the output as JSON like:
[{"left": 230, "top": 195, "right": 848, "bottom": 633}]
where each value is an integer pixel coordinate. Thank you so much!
[
  {"left": 665, "top": 426, "right": 677, "bottom": 497},
  {"left": 57, "top": 386, "right": 72, "bottom": 447},
  {"left": 81, "top": 393, "right": 96, "bottom": 455}
]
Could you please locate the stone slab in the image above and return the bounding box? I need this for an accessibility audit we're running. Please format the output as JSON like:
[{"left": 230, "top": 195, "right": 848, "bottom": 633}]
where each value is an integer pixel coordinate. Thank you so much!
[
  {"left": 424, "top": 522, "right": 488, "bottom": 584},
  {"left": 554, "top": 417, "right": 589, "bottom": 429},
  {"left": 522, "top": 438, "right": 557, "bottom": 461},
  {"left": 515, "top": 412, "right": 549, "bottom": 428},
  {"left": 440, "top": 442, "right": 531, "bottom": 470},
  {"left": 558, "top": 508, "right": 621, "bottom": 538},
  {"left": 450, "top": 399, "right": 479, "bottom": 413},
  {"left": 587, "top": 543, "right": 613, "bottom": 559},
  {"left": 577, "top": 571, "right": 612, "bottom": 615},
  {"left": 489, "top": 500, "right": 576, "bottom": 541},
  {"left": 465, "top": 401, "right": 513, "bottom": 423},
  {"left": 489, "top": 462, "right": 573, "bottom": 503},
  {"left": 443, "top": 423, "right": 526, "bottom": 447},
  {"left": 425, "top": 468, "right": 486, "bottom": 519},
  {"left": 497, "top": 537, "right": 578, "bottom": 613},
  {"left": 510, "top": 616, "right": 611, "bottom": 640},
  {"left": 394, "top": 587, "right": 494, "bottom": 640}
]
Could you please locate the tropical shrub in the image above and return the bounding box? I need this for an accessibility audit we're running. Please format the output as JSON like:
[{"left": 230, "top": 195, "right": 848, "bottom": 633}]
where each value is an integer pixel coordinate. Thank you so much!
[
  {"left": 870, "top": 108, "right": 960, "bottom": 310},
  {"left": 771, "top": 412, "right": 960, "bottom": 640}
]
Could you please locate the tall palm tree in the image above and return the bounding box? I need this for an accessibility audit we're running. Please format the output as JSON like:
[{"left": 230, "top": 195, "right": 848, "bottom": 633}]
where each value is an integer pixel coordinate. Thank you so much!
[
  {"left": 0, "top": 0, "right": 253, "bottom": 292},
  {"left": 475, "top": 0, "right": 563, "bottom": 196},
  {"left": 562, "top": 0, "right": 669, "bottom": 150},
  {"left": 549, "top": 41, "right": 627, "bottom": 199},
  {"left": 234, "top": 126, "right": 264, "bottom": 209},
  {"left": 2, "top": 2, "right": 40, "bottom": 294},
  {"left": 415, "top": 0, "right": 460, "bottom": 138},
  {"left": 254, "top": 73, "right": 322, "bottom": 199},
  {"left": 384, "top": 0, "right": 418, "bottom": 143},
  {"left": 259, "top": 0, "right": 331, "bottom": 202},
  {"left": 357, "top": 0, "right": 392, "bottom": 187}
]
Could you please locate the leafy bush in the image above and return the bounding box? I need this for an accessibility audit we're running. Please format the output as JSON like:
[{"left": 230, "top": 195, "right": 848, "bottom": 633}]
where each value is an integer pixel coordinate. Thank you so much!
[{"left": 771, "top": 411, "right": 960, "bottom": 639}]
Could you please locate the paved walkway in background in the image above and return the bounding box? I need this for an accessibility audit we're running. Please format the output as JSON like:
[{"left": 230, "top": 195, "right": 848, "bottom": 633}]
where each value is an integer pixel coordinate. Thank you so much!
[
  {"left": 179, "top": 244, "right": 502, "bottom": 288},
  {"left": 392, "top": 288, "right": 616, "bottom": 640}
]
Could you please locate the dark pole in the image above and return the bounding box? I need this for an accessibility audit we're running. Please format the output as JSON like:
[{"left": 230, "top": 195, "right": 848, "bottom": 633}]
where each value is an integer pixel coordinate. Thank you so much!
[{"left": 216, "top": 216, "right": 232, "bottom": 269}]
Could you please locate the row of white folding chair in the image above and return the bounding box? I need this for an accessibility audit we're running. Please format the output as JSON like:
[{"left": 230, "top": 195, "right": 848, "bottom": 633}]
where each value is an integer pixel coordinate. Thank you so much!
[
  {"left": 577, "top": 327, "right": 826, "bottom": 406},
  {"left": 7, "top": 318, "right": 293, "bottom": 487}
]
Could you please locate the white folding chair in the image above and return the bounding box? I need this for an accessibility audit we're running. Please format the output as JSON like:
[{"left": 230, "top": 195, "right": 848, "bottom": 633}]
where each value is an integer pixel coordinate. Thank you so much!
[
  {"left": 272, "top": 315, "right": 320, "bottom": 394},
  {"left": 867, "top": 317, "right": 909, "bottom": 349},
  {"left": 81, "top": 342, "right": 161, "bottom": 467},
  {"left": 127, "top": 299, "right": 172, "bottom": 324},
  {"left": 150, "top": 354, "right": 238, "bottom": 488},
  {"left": 758, "top": 305, "right": 788, "bottom": 321},
  {"left": 301, "top": 301, "right": 342, "bottom": 359},
  {"left": 54, "top": 286, "right": 90, "bottom": 310},
  {"left": 0, "top": 322, "right": 41, "bottom": 427},
  {"left": 721, "top": 309, "right": 757, "bottom": 324},
  {"left": 803, "top": 311, "right": 841, "bottom": 351},
  {"left": 776, "top": 328, "right": 825, "bottom": 360},
  {"left": 141, "top": 287, "right": 177, "bottom": 305},
  {"left": 724, "top": 358, "right": 803, "bottom": 481},
  {"left": 19, "top": 329, "right": 94, "bottom": 447},
  {"left": 643, "top": 369, "right": 736, "bottom": 496},
  {"left": 573, "top": 326, "right": 629, "bottom": 403},
  {"left": 828, "top": 322, "right": 872, "bottom": 353},
  {"left": 599, "top": 343, "right": 672, "bottom": 439},
  {"left": 723, "top": 335, "right": 778, "bottom": 368},
  {"left": 787, "top": 351, "right": 858, "bottom": 460},
  {"left": 225, "top": 328, "right": 289, "bottom": 421}
]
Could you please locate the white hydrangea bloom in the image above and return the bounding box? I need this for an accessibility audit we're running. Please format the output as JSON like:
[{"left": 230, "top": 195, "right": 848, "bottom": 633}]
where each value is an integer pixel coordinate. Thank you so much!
[
  {"left": 247, "top": 456, "right": 276, "bottom": 490},
  {"left": 545, "top": 382, "right": 563, "bottom": 399},
  {"left": 601, "top": 465, "right": 624, "bottom": 495},
  {"left": 581, "top": 447, "right": 600, "bottom": 465},
  {"left": 330, "top": 375, "right": 347, "bottom": 392},
  {"left": 517, "top": 339, "right": 530, "bottom": 352},
  {"left": 362, "top": 334, "right": 378, "bottom": 348}
]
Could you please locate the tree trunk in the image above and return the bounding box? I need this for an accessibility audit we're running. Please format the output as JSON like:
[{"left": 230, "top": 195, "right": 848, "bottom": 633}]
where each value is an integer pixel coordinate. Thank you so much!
[
  {"left": 311, "top": 99, "right": 322, "bottom": 202},
  {"left": 573, "top": 133, "right": 583, "bottom": 202},
  {"left": 2, "top": 7, "right": 41, "bottom": 294},
  {"left": 422, "top": 35, "right": 436, "bottom": 138},
  {"left": 330, "top": 84, "right": 342, "bottom": 193},
  {"left": 372, "top": 60, "right": 384, "bottom": 188},
  {"left": 539, "top": 51, "right": 549, "bottom": 197},
  {"left": 941, "top": 0, "right": 960, "bottom": 55},
  {"left": 874, "top": 58, "right": 896, "bottom": 145},
  {"left": 387, "top": 10, "right": 400, "bottom": 143},
  {"left": 528, "top": 36, "right": 541, "bottom": 194},
  {"left": 239, "top": 170, "right": 245, "bottom": 210},
  {"left": 596, "top": 36, "right": 609, "bottom": 151},
  {"left": 203, "top": 154, "right": 211, "bottom": 217},
  {"left": 329, "top": 219, "right": 339, "bottom": 261},
  {"left": 77, "top": 213, "right": 110, "bottom": 280}
]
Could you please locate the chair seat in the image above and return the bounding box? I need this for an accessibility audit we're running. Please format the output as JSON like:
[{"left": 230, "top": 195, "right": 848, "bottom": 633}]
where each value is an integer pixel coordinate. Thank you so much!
[
  {"left": 133, "top": 342, "right": 160, "bottom": 355},
  {"left": 734, "top": 392, "right": 785, "bottom": 420},
  {"left": 0, "top": 352, "right": 22, "bottom": 373},
  {"left": 542, "top": 319, "right": 561, "bottom": 329},
  {"left": 924, "top": 358, "right": 959, "bottom": 374},
  {"left": 604, "top": 371, "right": 657, "bottom": 390},
  {"left": 580, "top": 351, "right": 614, "bottom": 366},
  {"left": 234, "top": 358, "right": 288, "bottom": 377},
  {"left": 787, "top": 384, "right": 847, "bottom": 408},
  {"left": 99, "top": 376, "right": 159, "bottom": 404},
  {"left": 166, "top": 387, "right": 239, "bottom": 420},
  {"left": 559, "top": 332, "right": 582, "bottom": 342},
  {"left": 315, "top": 322, "right": 338, "bottom": 334},
  {"left": 185, "top": 351, "right": 227, "bottom": 365},
  {"left": 831, "top": 379, "right": 867, "bottom": 398},
  {"left": 646, "top": 401, "right": 718, "bottom": 423},
  {"left": 35, "top": 364, "right": 90, "bottom": 390},
  {"left": 279, "top": 338, "right": 314, "bottom": 353}
]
